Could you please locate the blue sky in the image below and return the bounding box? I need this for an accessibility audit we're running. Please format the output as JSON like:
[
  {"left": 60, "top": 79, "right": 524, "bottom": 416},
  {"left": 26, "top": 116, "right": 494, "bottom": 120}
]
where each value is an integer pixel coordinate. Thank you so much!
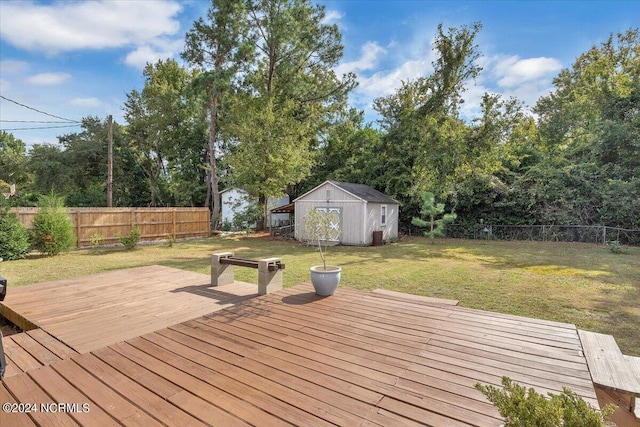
[{"left": 0, "top": 0, "right": 638, "bottom": 148}]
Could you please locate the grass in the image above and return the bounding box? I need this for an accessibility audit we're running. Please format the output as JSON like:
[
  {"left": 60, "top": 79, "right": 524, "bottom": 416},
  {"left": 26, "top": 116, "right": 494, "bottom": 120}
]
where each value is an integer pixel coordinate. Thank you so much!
[{"left": 1, "top": 234, "right": 638, "bottom": 355}]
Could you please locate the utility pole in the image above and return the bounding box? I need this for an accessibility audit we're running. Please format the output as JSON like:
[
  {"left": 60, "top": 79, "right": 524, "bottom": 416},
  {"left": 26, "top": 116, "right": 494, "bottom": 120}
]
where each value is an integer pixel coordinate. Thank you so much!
[{"left": 107, "top": 115, "right": 113, "bottom": 207}]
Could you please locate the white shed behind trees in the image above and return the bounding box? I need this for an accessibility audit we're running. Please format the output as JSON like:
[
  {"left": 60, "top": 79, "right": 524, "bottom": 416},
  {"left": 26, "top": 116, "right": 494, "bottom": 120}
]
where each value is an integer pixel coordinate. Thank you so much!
[
  {"left": 294, "top": 180, "right": 399, "bottom": 246},
  {"left": 220, "top": 188, "right": 290, "bottom": 228}
]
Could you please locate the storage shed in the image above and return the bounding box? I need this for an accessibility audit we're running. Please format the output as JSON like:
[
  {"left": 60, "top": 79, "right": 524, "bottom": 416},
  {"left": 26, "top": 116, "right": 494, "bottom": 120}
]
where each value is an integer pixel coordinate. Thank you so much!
[
  {"left": 220, "top": 188, "right": 289, "bottom": 229},
  {"left": 294, "top": 180, "right": 399, "bottom": 246}
]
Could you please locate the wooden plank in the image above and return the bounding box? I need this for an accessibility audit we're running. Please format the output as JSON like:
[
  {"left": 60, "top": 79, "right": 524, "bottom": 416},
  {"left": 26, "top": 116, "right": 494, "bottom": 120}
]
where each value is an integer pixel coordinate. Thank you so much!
[
  {"left": 51, "top": 358, "right": 163, "bottom": 427},
  {"left": 1, "top": 336, "right": 42, "bottom": 374},
  {"left": 26, "top": 329, "right": 78, "bottom": 360},
  {"left": 72, "top": 352, "right": 208, "bottom": 427},
  {"left": 9, "top": 332, "right": 61, "bottom": 366},
  {"left": 138, "top": 332, "right": 398, "bottom": 427},
  {"left": 108, "top": 340, "right": 331, "bottom": 427},
  {"left": 595, "top": 387, "right": 640, "bottom": 427},
  {"left": 0, "top": 382, "right": 37, "bottom": 427},
  {"left": 28, "top": 366, "right": 117, "bottom": 427},
  {"left": 2, "top": 371, "right": 79, "bottom": 426},
  {"left": 579, "top": 330, "right": 640, "bottom": 396},
  {"left": 371, "top": 288, "right": 459, "bottom": 305},
  {"left": 1, "top": 266, "right": 258, "bottom": 353}
]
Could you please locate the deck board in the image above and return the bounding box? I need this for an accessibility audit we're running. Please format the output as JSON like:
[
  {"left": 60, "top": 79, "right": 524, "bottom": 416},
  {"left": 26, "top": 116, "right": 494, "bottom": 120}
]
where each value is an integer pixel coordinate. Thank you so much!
[
  {"left": 1, "top": 274, "right": 604, "bottom": 426},
  {"left": 1, "top": 265, "right": 259, "bottom": 353},
  {"left": 579, "top": 330, "right": 640, "bottom": 396}
]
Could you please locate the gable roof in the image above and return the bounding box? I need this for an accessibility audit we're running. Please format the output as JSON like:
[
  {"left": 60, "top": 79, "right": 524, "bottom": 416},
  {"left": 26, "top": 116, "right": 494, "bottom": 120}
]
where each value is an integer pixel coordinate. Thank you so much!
[
  {"left": 294, "top": 180, "right": 397, "bottom": 204},
  {"left": 330, "top": 181, "right": 398, "bottom": 204}
]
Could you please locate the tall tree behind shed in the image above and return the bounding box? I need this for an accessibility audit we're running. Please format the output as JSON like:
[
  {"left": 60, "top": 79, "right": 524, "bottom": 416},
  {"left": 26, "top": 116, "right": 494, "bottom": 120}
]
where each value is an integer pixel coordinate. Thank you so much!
[
  {"left": 227, "top": 0, "right": 356, "bottom": 229},
  {"left": 182, "top": 0, "right": 254, "bottom": 229}
]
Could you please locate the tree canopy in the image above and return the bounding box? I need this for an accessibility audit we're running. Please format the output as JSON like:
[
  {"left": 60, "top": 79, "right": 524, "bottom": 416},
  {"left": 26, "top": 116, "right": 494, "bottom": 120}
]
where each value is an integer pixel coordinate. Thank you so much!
[{"left": 3, "top": 12, "right": 638, "bottom": 233}]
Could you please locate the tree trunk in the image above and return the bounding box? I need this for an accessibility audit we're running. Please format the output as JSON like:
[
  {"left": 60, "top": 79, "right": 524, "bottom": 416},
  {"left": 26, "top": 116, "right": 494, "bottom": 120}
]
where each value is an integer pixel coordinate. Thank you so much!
[
  {"left": 209, "top": 95, "right": 221, "bottom": 230},
  {"left": 258, "top": 194, "right": 267, "bottom": 231}
]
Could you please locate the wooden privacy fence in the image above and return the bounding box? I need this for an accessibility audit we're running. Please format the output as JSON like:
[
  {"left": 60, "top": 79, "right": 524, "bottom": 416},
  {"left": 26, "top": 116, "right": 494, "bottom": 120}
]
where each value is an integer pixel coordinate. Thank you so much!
[{"left": 11, "top": 207, "right": 210, "bottom": 247}]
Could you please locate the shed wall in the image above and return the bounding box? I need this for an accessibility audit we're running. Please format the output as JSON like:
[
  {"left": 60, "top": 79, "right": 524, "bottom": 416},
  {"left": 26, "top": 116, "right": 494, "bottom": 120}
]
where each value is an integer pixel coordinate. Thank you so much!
[
  {"left": 295, "top": 182, "right": 366, "bottom": 245},
  {"left": 365, "top": 202, "right": 399, "bottom": 244}
]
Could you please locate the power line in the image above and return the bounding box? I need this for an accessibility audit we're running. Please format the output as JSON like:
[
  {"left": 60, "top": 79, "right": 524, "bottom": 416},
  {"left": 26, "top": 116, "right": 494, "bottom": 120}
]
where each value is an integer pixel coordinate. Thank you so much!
[
  {"left": 0, "top": 95, "right": 80, "bottom": 123},
  {"left": 1, "top": 124, "right": 81, "bottom": 131},
  {"left": 1, "top": 120, "right": 75, "bottom": 123}
]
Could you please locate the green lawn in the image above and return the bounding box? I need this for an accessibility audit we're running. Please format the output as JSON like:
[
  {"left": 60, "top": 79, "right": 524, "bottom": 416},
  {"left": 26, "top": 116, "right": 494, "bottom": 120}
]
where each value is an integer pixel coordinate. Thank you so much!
[{"left": 1, "top": 235, "right": 638, "bottom": 355}]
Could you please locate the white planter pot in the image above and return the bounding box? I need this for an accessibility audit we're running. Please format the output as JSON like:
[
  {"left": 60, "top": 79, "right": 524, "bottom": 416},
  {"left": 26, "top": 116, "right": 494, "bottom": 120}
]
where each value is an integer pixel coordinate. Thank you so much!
[{"left": 310, "top": 265, "right": 341, "bottom": 296}]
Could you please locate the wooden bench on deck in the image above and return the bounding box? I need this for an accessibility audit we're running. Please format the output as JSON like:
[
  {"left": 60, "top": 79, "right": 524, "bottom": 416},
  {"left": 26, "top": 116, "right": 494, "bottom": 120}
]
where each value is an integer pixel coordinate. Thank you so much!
[
  {"left": 211, "top": 252, "right": 285, "bottom": 295},
  {"left": 578, "top": 330, "right": 640, "bottom": 418}
]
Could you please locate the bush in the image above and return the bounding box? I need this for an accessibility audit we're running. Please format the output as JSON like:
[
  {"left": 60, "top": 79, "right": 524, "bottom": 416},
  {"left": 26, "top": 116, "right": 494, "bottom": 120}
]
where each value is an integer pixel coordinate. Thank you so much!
[
  {"left": 0, "top": 206, "right": 31, "bottom": 260},
  {"left": 118, "top": 227, "right": 140, "bottom": 250},
  {"left": 476, "top": 377, "right": 614, "bottom": 427},
  {"left": 607, "top": 240, "right": 627, "bottom": 254},
  {"left": 31, "top": 194, "right": 76, "bottom": 256}
]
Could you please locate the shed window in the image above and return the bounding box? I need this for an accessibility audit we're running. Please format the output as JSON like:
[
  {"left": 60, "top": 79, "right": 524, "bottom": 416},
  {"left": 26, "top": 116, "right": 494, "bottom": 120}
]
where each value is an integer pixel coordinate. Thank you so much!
[
  {"left": 325, "top": 189, "right": 331, "bottom": 200},
  {"left": 381, "top": 205, "right": 387, "bottom": 226}
]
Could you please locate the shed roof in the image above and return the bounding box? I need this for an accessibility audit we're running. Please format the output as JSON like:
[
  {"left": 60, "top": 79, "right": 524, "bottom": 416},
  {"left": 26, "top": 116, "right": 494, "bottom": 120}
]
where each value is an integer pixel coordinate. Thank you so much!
[
  {"left": 329, "top": 181, "right": 398, "bottom": 204},
  {"left": 293, "top": 180, "right": 398, "bottom": 204}
]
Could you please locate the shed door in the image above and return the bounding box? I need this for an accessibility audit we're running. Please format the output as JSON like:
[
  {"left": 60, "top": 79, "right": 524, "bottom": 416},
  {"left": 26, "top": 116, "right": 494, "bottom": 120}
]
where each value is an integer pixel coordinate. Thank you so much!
[{"left": 315, "top": 207, "right": 342, "bottom": 242}]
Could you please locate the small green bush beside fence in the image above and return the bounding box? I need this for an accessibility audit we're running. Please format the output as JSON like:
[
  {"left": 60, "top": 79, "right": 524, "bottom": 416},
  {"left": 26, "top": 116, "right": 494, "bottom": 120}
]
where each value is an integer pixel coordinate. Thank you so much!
[
  {"left": 0, "top": 205, "right": 31, "bottom": 260},
  {"left": 31, "top": 194, "right": 76, "bottom": 256}
]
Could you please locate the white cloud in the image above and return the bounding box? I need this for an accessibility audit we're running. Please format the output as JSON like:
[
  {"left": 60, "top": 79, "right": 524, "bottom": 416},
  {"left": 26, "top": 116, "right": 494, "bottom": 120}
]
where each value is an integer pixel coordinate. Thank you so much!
[
  {"left": 68, "top": 97, "right": 102, "bottom": 108},
  {"left": 0, "top": 79, "right": 9, "bottom": 93},
  {"left": 476, "top": 55, "right": 562, "bottom": 109},
  {"left": 335, "top": 41, "right": 386, "bottom": 76},
  {"left": 26, "top": 72, "right": 71, "bottom": 86},
  {"left": 0, "top": 0, "right": 182, "bottom": 53},
  {"left": 494, "top": 56, "right": 562, "bottom": 88},
  {"left": 358, "top": 58, "right": 433, "bottom": 102},
  {"left": 0, "top": 60, "right": 30, "bottom": 74},
  {"left": 322, "top": 9, "right": 344, "bottom": 25},
  {"left": 124, "top": 38, "right": 185, "bottom": 69}
]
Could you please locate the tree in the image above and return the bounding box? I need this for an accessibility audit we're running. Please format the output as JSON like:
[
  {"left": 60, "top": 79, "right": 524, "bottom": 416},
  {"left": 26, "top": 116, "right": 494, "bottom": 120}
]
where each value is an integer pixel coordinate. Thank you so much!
[
  {"left": 533, "top": 28, "right": 640, "bottom": 227},
  {"left": 0, "top": 131, "right": 29, "bottom": 187},
  {"left": 182, "top": 0, "right": 253, "bottom": 227},
  {"left": 411, "top": 191, "right": 456, "bottom": 242},
  {"left": 373, "top": 23, "right": 483, "bottom": 224},
  {"left": 228, "top": 0, "right": 356, "bottom": 228},
  {"left": 27, "top": 144, "right": 72, "bottom": 196},
  {"left": 124, "top": 60, "right": 203, "bottom": 207}
]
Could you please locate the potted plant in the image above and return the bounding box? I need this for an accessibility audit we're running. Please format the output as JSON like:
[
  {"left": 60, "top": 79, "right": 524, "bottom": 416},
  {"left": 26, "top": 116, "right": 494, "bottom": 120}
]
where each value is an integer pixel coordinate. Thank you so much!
[{"left": 303, "top": 208, "right": 342, "bottom": 296}]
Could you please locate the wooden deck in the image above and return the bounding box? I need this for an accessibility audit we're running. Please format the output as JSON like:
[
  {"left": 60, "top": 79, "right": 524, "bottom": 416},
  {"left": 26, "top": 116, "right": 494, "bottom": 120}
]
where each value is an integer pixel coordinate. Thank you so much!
[
  {"left": 0, "top": 266, "right": 259, "bottom": 353},
  {"left": 1, "top": 278, "right": 603, "bottom": 427},
  {"left": 1, "top": 329, "right": 78, "bottom": 378}
]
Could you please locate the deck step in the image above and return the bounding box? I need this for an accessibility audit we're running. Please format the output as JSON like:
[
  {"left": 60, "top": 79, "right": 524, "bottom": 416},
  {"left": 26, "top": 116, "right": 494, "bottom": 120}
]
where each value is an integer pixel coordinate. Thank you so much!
[{"left": 578, "top": 330, "right": 640, "bottom": 397}]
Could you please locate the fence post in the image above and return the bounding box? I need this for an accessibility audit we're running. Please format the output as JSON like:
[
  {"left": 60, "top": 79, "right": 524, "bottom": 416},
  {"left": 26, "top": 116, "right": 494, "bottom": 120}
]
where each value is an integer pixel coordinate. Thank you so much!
[
  {"left": 73, "top": 210, "right": 81, "bottom": 247},
  {"left": 602, "top": 226, "right": 606, "bottom": 244},
  {"left": 172, "top": 209, "right": 176, "bottom": 241}
]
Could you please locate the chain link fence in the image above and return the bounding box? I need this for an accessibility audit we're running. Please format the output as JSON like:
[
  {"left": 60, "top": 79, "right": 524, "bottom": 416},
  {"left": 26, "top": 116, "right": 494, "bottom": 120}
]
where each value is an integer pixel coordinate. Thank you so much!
[{"left": 447, "top": 224, "right": 640, "bottom": 246}]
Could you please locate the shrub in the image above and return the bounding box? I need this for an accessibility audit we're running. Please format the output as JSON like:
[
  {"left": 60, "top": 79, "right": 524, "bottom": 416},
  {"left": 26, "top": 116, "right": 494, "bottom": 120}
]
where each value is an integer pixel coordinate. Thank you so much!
[
  {"left": 0, "top": 206, "right": 31, "bottom": 260},
  {"left": 476, "top": 377, "right": 614, "bottom": 427},
  {"left": 89, "top": 232, "right": 103, "bottom": 247},
  {"left": 31, "top": 194, "right": 76, "bottom": 256},
  {"left": 607, "top": 240, "right": 627, "bottom": 254},
  {"left": 118, "top": 227, "right": 140, "bottom": 250}
]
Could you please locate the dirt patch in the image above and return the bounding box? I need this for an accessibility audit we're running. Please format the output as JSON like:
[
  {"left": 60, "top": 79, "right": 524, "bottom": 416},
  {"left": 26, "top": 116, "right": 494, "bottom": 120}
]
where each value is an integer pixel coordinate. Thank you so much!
[{"left": 0, "top": 316, "right": 22, "bottom": 337}]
